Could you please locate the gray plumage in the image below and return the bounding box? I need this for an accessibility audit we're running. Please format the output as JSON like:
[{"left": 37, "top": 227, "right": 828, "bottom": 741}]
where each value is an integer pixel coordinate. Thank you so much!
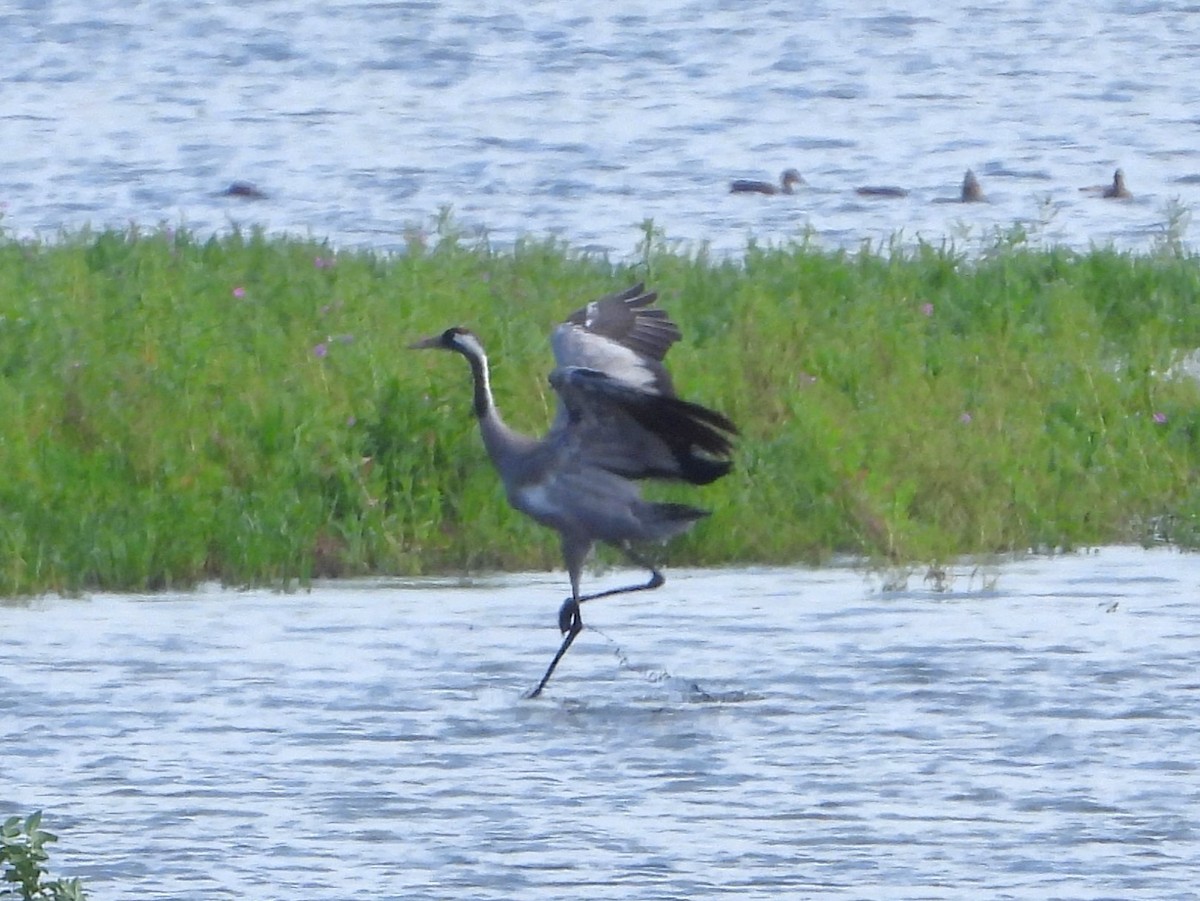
[{"left": 410, "top": 283, "right": 737, "bottom": 697}]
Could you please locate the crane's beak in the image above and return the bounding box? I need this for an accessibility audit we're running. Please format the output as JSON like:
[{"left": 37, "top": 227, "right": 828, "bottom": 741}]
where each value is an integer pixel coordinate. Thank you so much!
[{"left": 408, "top": 335, "right": 442, "bottom": 350}]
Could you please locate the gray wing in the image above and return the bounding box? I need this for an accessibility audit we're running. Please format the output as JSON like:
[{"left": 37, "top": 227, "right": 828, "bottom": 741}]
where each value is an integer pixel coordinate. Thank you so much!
[
  {"left": 546, "top": 366, "right": 735, "bottom": 486},
  {"left": 543, "top": 285, "right": 734, "bottom": 485},
  {"left": 549, "top": 283, "right": 681, "bottom": 396}
]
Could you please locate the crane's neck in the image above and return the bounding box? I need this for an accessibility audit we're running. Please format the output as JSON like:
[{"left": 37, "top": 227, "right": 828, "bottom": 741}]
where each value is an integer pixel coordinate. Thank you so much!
[
  {"left": 459, "top": 344, "right": 532, "bottom": 472},
  {"left": 462, "top": 345, "right": 494, "bottom": 420}
]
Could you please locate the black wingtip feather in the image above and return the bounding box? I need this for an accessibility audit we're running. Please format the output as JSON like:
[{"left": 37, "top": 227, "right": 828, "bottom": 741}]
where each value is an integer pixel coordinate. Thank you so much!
[
  {"left": 621, "top": 392, "right": 737, "bottom": 486},
  {"left": 680, "top": 456, "right": 732, "bottom": 486},
  {"left": 553, "top": 363, "right": 737, "bottom": 486}
]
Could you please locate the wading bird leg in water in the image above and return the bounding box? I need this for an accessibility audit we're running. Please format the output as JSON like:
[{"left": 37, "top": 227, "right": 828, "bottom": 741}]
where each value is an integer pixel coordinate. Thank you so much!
[
  {"left": 525, "top": 534, "right": 588, "bottom": 699},
  {"left": 528, "top": 616, "right": 583, "bottom": 700},
  {"left": 527, "top": 544, "right": 665, "bottom": 699}
]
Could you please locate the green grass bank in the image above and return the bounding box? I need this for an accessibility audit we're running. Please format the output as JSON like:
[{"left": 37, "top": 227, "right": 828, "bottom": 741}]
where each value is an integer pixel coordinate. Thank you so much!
[{"left": 0, "top": 221, "right": 1197, "bottom": 595}]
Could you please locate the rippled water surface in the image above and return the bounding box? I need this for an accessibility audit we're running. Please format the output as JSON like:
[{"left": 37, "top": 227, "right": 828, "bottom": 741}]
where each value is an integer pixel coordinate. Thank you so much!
[
  {"left": 3, "top": 546, "right": 1198, "bottom": 899},
  {"left": 3, "top": 0, "right": 1200, "bottom": 254}
]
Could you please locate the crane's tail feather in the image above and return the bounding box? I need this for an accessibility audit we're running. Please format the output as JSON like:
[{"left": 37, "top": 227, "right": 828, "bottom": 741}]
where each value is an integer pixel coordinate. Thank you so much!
[
  {"left": 642, "top": 502, "right": 710, "bottom": 540},
  {"left": 552, "top": 366, "right": 738, "bottom": 486},
  {"left": 621, "top": 392, "right": 737, "bottom": 486}
]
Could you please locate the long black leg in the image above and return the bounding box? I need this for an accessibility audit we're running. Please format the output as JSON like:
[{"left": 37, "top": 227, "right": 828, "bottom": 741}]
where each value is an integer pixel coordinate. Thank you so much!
[
  {"left": 526, "top": 537, "right": 590, "bottom": 700},
  {"left": 577, "top": 545, "right": 664, "bottom": 604},
  {"left": 525, "top": 544, "right": 665, "bottom": 698},
  {"left": 526, "top": 615, "right": 582, "bottom": 699}
]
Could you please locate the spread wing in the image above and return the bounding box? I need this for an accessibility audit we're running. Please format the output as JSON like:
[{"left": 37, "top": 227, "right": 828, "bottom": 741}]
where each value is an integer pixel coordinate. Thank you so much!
[
  {"left": 550, "top": 283, "right": 681, "bottom": 396},
  {"left": 543, "top": 285, "right": 736, "bottom": 486}
]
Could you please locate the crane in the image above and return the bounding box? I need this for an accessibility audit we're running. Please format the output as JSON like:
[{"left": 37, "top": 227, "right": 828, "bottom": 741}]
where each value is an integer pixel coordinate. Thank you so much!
[{"left": 410, "top": 283, "right": 737, "bottom": 697}]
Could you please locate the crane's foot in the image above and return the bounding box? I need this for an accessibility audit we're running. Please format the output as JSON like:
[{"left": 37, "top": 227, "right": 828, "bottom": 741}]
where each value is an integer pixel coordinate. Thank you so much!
[{"left": 558, "top": 597, "right": 582, "bottom": 634}]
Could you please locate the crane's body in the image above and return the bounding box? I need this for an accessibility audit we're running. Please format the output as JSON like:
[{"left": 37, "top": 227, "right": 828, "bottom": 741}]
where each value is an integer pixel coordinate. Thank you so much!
[{"left": 411, "top": 284, "right": 736, "bottom": 697}]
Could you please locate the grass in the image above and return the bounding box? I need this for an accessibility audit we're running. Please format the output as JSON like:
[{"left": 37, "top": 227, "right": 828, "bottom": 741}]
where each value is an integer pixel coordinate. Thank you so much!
[{"left": 0, "top": 216, "right": 1197, "bottom": 595}]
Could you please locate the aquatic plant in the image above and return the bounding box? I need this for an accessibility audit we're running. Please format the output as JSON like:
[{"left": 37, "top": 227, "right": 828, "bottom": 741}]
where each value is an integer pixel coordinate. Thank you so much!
[
  {"left": 0, "top": 812, "right": 87, "bottom": 901},
  {"left": 0, "top": 221, "right": 1197, "bottom": 594}
]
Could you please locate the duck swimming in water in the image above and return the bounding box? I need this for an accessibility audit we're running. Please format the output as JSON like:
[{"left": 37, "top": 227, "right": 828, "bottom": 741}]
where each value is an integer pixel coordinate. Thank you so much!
[
  {"left": 932, "top": 169, "right": 985, "bottom": 204},
  {"left": 855, "top": 184, "right": 909, "bottom": 198},
  {"left": 1104, "top": 168, "right": 1132, "bottom": 199},
  {"left": 960, "top": 169, "right": 984, "bottom": 202},
  {"left": 219, "top": 181, "right": 268, "bottom": 200},
  {"left": 1080, "top": 168, "right": 1131, "bottom": 199},
  {"left": 730, "top": 169, "right": 804, "bottom": 195}
]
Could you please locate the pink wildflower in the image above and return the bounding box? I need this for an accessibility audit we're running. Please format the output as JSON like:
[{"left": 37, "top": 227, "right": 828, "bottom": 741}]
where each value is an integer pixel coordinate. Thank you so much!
[
  {"left": 1153, "top": 412, "right": 1167, "bottom": 424},
  {"left": 232, "top": 286, "right": 246, "bottom": 299},
  {"left": 920, "top": 302, "right": 934, "bottom": 317}
]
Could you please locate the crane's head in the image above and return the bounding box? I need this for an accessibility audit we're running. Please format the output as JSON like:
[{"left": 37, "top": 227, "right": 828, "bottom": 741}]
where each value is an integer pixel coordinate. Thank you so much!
[{"left": 409, "top": 327, "right": 486, "bottom": 361}]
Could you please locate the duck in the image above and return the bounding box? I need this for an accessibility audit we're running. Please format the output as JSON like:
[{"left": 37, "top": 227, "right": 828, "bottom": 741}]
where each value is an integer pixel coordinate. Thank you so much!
[
  {"left": 933, "top": 169, "right": 985, "bottom": 204},
  {"left": 1103, "top": 168, "right": 1132, "bottom": 199},
  {"left": 1080, "top": 169, "right": 1131, "bottom": 200},
  {"left": 730, "top": 169, "right": 804, "bottom": 195},
  {"left": 219, "top": 181, "right": 268, "bottom": 200},
  {"left": 960, "top": 169, "right": 984, "bottom": 202},
  {"left": 855, "top": 184, "right": 909, "bottom": 198}
]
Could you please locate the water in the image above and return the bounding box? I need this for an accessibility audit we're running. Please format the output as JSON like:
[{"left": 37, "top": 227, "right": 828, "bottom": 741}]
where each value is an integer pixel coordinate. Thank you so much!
[
  {"left": 3, "top": 1, "right": 1199, "bottom": 256},
  {"left": 3, "top": 546, "right": 1198, "bottom": 899}
]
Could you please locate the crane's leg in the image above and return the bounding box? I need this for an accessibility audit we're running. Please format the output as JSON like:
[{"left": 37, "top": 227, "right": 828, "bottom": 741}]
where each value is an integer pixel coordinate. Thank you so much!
[
  {"left": 526, "top": 543, "right": 665, "bottom": 699},
  {"left": 526, "top": 538, "right": 591, "bottom": 699},
  {"left": 526, "top": 610, "right": 582, "bottom": 699},
  {"left": 577, "top": 544, "right": 664, "bottom": 604}
]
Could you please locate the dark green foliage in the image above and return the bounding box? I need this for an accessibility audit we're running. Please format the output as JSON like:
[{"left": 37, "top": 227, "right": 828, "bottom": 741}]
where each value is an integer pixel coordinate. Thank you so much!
[{"left": 1, "top": 812, "right": 86, "bottom": 900}]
